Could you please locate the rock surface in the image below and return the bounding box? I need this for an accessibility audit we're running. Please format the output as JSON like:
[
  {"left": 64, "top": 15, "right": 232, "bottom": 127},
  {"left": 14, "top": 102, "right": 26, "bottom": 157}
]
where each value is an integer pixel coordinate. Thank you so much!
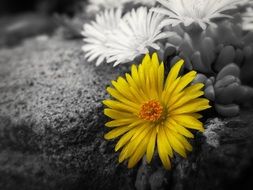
[
  {"left": 0, "top": 36, "right": 253, "bottom": 190},
  {"left": 0, "top": 36, "right": 134, "bottom": 190}
]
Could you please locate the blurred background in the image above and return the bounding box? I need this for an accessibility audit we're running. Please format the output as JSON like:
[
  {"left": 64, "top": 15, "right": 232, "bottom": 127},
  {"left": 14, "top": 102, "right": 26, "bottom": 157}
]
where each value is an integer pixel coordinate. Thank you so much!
[
  {"left": 0, "top": 0, "right": 80, "bottom": 15},
  {"left": 0, "top": 0, "right": 87, "bottom": 47}
]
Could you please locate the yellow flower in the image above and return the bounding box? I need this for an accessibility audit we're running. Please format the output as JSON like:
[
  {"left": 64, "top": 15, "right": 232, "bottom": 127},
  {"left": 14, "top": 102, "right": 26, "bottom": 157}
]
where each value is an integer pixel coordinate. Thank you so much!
[{"left": 103, "top": 53, "right": 211, "bottom": 169}]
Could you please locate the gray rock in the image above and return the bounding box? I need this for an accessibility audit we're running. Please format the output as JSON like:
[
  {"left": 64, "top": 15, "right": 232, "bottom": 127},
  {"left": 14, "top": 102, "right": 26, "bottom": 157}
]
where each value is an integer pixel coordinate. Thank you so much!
[
  {"left": 171, "top": 111, "right": 253, "bottom": 190},
  {"left": 135, "top": 112, "right": 253, "bottom": 190},
  {"left": 0, "top": 36, "right": 134, "bottom": 190},
  {"left": 0, "top": 36, "right": 253, "bottom": 190}
]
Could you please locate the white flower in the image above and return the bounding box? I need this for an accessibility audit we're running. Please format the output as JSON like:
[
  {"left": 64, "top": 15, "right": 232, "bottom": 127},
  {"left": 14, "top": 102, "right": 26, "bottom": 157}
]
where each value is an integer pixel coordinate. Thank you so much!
[
  {"left": 134, "top": 0, "right": 157, "bottom": 6},
  {"left": 82, "top": 7, "right": 176, "bottom": 66},
  {"left": 242, "top": 7, "right": 253, "bottom": 31},
  {"left": 81, "top": 9, "right": 122, "bottom": 66},
  {"left": 86, "top": 0, "right": 128, "bottom": 13},
  {"left": 106, "top": 7, "right": 175, "bottom": 66},
  {"left": 86, "top": 0, "right": 157, "bottom": 13},
  {"left": 151, "top": 0, "right": 246, "bottom": 30}
]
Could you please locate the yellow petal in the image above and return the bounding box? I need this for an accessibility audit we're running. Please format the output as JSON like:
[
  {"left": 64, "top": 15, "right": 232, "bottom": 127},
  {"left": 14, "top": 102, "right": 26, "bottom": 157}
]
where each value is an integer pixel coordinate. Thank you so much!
[
  {"left": 138, "top": 64, "right": 146, "bottom": 90},
  {"left": 104, "top": 125, "right": 134, "bottom": 140},
  {"left": 189, "top": 113, "right": 203, "bottom": 119},
  {"left": 164, "top": 59, "right": 184, "bottom": 91},
  {"left": 168, "top": 83, "right": 204, "bottom": 109},
  {"left": 158, "top": 126, "right": 173, "bottom": 157},
  {"left": 119, "top": 145, "right": 128, "bottom": 163},
  {"left": 128, "top": 130, "right": 151, "bottom": 168},
  {"left": 169, "top": 91, "right": 204, "bottom": 111},
  {"left": 157, "top": 127, "right": 171, "bottom": 170},
  {"left": 172, "top": 132, "right": 193, "bottom": 152},
  {"left": 131, "top": 64, "right": 141, "bottom": 87},
  {"left": 118, "top": 124, "right": 146, "bottom": 163},
  {"left": 103, "top": 100, "right": 139, "bottom": 114},
  {"left": 126, "top": 73, "right": 137, "bottom": 88},
  {"left": 164, "top": 127, "right": 187, "bottom": 158},
  {"left": 162, "top": 77, "right": 181, "bottom": 106},
  {"left": 166, "top": 118, "right": 194, "bottom": 138},
  {"left": 170, "top": 98, "right": 211, "bottom": 115},
  {"left": 115, "top": 122, "right": 143, "bottom": 151},
  {"left": 105, "top": 118, "right": 138, "bottom": 127},
  {"left": 157, "top": 63, "right": 164, "bottom": 97},
  {"left": 112, "top": 77, "right": 134, "bottom": 100},
  {"left": 148, "top": 66, "right": 158, "bottom": 99},
  {"left": 167, "top": 91, "right": 185, "bottom": 108},
  {"left": 106, "top": 87, "right": 139, "bottom": 108},
  {"left": 123, "top": 126, "right": 151, "bottom": 160},
  {"left": 145, "top": 75, "right": 151, "bottom": 99},
  {"left": 184, "top": 83, "right": 204, "bottom": 93},
  {"left": 172, "top": 71, "right": 197, "bottom": 95},
  {"left": 146, "top": 128, "right": 157, "bottom": 163},
  {"left": 142, "top": 53, "right": 151, "bottom": 65},
  {"left": 172, "top": 115, "right": 205, "bottom": 132},
  {"left": 104, "top": 109, "right": 134, "bottom": 120},
  {"left": 105, "top": 120, "right": 144, "bottom": 140},
  {"left": 151, "top": 52, "right": 159, "bottom": 68},
  {"left": 129, "top": 86, "right": 148, "bottom": 103}
]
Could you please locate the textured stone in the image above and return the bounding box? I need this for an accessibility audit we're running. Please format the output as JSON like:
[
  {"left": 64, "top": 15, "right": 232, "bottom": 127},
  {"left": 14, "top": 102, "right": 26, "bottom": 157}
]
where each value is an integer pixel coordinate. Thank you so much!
[
  {"left": 171, "top": 111, "right": 253, "bottom": 190},
  {"left": 0, "top": 36, "right": 134, "bottom": 190}
]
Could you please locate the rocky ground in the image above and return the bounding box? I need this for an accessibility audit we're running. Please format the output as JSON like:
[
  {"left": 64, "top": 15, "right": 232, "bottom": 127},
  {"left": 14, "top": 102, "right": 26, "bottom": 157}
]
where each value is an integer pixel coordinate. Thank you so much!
[{"left": 0, "top": 35, "right": 253, "bottom": 190}]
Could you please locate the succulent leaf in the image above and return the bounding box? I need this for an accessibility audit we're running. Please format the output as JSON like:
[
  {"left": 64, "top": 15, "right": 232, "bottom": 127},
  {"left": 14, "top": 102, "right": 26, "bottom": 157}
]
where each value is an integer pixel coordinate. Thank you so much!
[
  {"left": 178, "top": 52, "right": 193, "bottom": 70},
  {"left": 215, "top": 103, "right": 240, "bottom": 117},
  {"left": 192, "top": 74, "right": 208, "bottom": 84},
  {"left": 241, "top": 45, "right": 253, "bottom": 83},
  {"left": 234, "top": 49, "right": 244, "bottom": 66},
  {"left": 200, "top": 37, "right": 215, "bottom": 72},
  {"left": 216, "top": 82, "right": 240, "bottom": 104},
  {"left": 214, "top": 46, "right": 236, "bottom": 72},
  {"left": 216, "top": 64, "right": 240, "bottom": 81},
  {"left": 205, "top": 79, "right": 213, "bottom": 88},
  {"left": 204, "top": 85, "right": 215, "bottom": 101},
  {"left": 191, "top": 51, "right": 209, "bottom": 73},
  {"left": 215, "top": 75, "right": 239, "bottom": 89},
  {"left": 236, "top": 85, "right": 253, "bottom": 102}
]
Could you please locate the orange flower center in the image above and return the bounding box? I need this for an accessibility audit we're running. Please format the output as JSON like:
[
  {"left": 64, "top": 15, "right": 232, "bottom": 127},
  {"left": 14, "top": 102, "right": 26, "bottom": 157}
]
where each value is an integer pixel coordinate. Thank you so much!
[{"left": 139, "top": 100, "right": 163, "bottom": 121}]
